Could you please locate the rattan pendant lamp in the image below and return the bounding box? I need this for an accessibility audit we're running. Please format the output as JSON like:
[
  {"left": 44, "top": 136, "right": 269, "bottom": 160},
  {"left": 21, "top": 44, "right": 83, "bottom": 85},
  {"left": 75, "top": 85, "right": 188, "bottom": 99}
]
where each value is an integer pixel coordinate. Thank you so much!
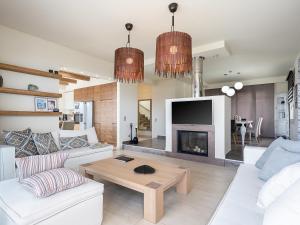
[
  {"left": 155, "top": 3, "right": 192, "bottom": 78},
  {"left": 114, "top": 23, "right": 144, "bottom": 82}
]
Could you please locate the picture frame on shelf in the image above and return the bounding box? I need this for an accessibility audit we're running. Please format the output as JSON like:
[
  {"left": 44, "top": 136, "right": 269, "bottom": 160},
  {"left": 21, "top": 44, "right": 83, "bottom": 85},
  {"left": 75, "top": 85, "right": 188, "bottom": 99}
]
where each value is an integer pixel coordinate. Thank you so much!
[
  {"left": 35, "top": 97, "right": 47, "bottom": 111},
  {"left": 47, "top": 98, "right": 57, "bottom": 111}
]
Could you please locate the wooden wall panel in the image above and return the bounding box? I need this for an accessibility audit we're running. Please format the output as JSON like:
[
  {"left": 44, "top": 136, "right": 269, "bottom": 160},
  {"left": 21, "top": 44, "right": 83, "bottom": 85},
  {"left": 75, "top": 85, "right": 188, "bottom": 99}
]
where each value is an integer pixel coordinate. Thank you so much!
[{"left": 74, "top": 82, "right": 117, "bottom": 146}]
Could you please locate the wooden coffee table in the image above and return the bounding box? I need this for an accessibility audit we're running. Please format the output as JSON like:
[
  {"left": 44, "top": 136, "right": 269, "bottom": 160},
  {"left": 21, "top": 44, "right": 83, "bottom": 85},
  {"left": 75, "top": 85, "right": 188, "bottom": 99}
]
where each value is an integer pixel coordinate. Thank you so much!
[{"left": 80, "top": 156, "right": 191, "bottom": 224}]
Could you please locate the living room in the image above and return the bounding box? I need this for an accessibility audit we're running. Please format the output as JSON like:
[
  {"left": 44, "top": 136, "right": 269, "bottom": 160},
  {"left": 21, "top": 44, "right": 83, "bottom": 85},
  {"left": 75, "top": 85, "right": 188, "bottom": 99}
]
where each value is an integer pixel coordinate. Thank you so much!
[{"left": 1, "top": 1, "right": 300, "bottom": 225}]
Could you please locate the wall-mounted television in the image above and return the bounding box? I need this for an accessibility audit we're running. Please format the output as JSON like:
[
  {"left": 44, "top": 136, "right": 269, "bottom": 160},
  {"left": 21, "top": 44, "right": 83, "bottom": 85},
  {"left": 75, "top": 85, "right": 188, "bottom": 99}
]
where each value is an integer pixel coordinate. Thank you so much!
[{"left": 172, "top": 100, "right": 212, "bottom": 125}]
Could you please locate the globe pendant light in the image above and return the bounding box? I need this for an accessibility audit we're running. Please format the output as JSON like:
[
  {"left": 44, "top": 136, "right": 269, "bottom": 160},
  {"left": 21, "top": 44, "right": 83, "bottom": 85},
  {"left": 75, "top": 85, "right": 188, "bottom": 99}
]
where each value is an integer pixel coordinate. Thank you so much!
[
  {"left": 155, "top": 3, "right": 192, "bottom": 78},
  {"left": 114, "top": 23, "right": 144, "bottom": 82}
]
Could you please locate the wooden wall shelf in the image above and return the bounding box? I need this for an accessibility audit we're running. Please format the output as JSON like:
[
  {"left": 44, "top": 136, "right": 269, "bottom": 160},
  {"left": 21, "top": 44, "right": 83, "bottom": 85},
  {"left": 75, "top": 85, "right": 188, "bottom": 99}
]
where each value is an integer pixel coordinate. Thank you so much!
[
  {"left": 0, "top": 63, "right": 60, "bottom": 79},
  {"left": 0, "top": 87, "right": 62, "bottom": 98},
  {"left": 0, "top": 111, "right": 62, "bottom": 116}
]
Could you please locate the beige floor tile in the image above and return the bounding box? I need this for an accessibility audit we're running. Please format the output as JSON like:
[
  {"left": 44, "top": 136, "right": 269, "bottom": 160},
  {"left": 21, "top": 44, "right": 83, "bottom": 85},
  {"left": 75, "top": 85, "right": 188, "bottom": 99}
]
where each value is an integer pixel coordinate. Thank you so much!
[{"left": 100, "top": 150, "right": 236, "bottom": 225}]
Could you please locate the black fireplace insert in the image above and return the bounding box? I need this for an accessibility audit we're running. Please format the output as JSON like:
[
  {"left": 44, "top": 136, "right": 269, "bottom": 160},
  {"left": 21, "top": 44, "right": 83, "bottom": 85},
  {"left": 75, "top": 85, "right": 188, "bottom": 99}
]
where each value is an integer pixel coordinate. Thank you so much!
[{"left": 177, "top": 130, "right": 208, "bottom": 156}]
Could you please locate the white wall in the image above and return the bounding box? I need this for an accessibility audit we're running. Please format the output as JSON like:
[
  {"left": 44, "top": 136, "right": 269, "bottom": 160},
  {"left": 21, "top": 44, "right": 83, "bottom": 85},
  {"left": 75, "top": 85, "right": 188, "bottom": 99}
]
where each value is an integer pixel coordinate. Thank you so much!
[
  {"left": 117, "top": 83, "right": 138, "bottom": 148},
  {"left": 152, "top": 79, "right": 192, "bottom": 138},
  {"left": 0, "top": 25, "right": 113, "bottom": 132}
]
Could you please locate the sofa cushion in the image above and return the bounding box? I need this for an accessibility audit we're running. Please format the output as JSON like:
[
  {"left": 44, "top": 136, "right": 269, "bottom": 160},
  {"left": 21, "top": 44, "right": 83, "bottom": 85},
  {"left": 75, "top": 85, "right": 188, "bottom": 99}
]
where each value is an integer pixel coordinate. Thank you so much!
[
  {"left": 257, "top": 162, "right": 300, "bottom": 209},
  {"left": 0, "top": 178, "right": 103, "bottom": 225},
  {"left": 59, "top": 127, "right": 99, "bottom": 145},
  {"left": 263, "top": 179, "right": 300, "bottom": 225},
  {"left": 63, "top": 144, "right": 112, "bottom": 159},
  {"left": 255, "top": 137, "right": 283, "bottom": 169},
  {"left": 4, "top": 128, "right": 38, "bottom": 158},
  {"left": 16, "top": 152, "right": 69, "bottom": 180},
  {"left": 20, "top": 168, "right": 86, "bottom": 197},
  {"left": 259, "top": 146, "right": 300, "bottom": 181},
  {"left": 209, "top": 164, "right": 264, "bottom": 225},
  {"left": 60, "top": 135, "right": 89, "bottom": 150},
  {"left": 32, "top": 132, "right": 59, "bottom": 155}
]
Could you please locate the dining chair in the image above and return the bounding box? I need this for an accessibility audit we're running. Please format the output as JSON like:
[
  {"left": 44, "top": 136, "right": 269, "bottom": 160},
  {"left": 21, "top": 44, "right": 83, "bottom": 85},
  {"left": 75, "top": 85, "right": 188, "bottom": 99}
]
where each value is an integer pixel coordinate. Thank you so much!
[
  {"left": 231, "top": 120, "right": 238, "bottom": 144},
  {"left": 248, "top": 117, "right": 263, "bottom": 143}
]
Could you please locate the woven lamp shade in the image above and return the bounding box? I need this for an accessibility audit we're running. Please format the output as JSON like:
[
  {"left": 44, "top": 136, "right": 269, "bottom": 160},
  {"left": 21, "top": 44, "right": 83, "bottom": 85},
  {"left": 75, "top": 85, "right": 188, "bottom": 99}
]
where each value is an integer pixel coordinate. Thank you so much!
[
  {"left": 155, "top": 31, "right": 192, "bottom": 78},
  {"left": 114, "top": 47, "right": 144, "bottom": 83}
]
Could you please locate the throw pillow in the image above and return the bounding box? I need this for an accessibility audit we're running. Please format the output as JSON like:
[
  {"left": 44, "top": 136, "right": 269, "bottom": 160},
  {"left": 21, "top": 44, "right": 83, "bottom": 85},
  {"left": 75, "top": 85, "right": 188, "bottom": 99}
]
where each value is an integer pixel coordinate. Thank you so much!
[
  {"left": 60, "top": 135, "right": 89, "bottom": 150},
  {"left": 32, "top": 132, "right": 59, "bottom": 155},
  {"left": 16, "top": 152, "right": 69, "bottom": 180},
  {"left": 20, "top": 168, "right": 86, "bottom": 198},
  {"left": 59, "top": 127, "right": 99, "bottom": 145},
  {"left": 255, "top": 137, "right": 283, "bottom": 169},
  {"left": 259, "top": 146, "right": 300, "bottom": 181},
  {"left": 263, "top": 179, "right": 300, "bottom": 225},
  {"left": 257, "top": 162, "right": 300, "bottom": 209},
  {"left": 4, "top": 128, "right": 38, "bottom": 158}
]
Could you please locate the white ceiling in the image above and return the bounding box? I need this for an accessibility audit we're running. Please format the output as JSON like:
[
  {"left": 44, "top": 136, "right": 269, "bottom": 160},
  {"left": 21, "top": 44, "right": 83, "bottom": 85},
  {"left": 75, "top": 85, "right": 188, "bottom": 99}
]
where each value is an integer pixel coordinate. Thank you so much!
[{"left": 0, "top": 0, "right": 299, "bottom": 83}]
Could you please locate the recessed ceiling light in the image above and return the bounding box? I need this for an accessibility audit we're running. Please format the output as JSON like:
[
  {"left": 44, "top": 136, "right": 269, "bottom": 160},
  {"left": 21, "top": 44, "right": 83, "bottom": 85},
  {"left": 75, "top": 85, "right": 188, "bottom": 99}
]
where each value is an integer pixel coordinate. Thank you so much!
[
  {"left": 224, "top": 73, "right": 228, "bottom": 76},
  {"left": 237, "top": 72, "right": 241, "bottom": 75}
]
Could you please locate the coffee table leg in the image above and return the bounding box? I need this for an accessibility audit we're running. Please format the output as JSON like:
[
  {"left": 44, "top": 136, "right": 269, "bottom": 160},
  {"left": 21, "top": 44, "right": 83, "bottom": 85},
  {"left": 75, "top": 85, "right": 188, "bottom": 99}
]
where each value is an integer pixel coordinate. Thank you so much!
[
  {"left": 144, "top": 184, "right": 164, "bottom": 224},
  {"left": 176, "top": 169, "right": 191, "bottom": 194}
]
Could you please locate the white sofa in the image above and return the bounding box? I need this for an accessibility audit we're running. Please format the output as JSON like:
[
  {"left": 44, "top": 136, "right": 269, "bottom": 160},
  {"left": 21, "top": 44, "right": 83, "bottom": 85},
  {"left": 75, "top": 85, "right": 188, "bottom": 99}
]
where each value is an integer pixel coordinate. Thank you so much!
[
  {"left": 0, "top": 178, "right": 103, "bottom": 225},
  {"left": 0, "top": 128, "right": 114, "bottom": 181},
  {"left": 208, "top": 146, "right": 267, "bottom": 225}
]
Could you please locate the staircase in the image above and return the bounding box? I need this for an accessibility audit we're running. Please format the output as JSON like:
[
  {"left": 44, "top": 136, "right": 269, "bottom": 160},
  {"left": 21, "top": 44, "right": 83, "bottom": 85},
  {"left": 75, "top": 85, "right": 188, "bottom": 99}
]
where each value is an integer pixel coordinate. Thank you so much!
[{"left": 139, "top": 113, "right": 151, "bottom": 130}]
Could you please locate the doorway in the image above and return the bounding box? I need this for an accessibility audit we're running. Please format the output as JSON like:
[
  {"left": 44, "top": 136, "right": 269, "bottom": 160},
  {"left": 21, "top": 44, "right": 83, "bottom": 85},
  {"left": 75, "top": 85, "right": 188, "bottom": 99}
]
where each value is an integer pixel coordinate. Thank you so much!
[{"left": 138, "top": 99, "right": 152, "bottom": 140}]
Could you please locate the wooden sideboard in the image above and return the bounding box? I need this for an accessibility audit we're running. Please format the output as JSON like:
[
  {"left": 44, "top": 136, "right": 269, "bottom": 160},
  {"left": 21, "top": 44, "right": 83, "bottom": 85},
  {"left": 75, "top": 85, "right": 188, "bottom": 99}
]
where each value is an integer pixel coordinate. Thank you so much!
[{"left": 74, "top": 82, "right": 117, "bottom": 146}]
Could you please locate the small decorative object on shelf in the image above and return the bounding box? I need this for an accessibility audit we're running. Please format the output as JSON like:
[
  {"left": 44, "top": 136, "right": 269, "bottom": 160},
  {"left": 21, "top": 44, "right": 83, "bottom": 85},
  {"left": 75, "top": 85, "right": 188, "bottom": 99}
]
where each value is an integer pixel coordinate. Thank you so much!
[
  {"left": 48, "top": 69, "right": 54, "bottom": 73},
  {"left": 53, "top": 108, "right": 59, "bottom": 112},
  {"left": 47, "top": 98, "right": 57, "bottom": 111},
  {"left": 132, "top": 127, "right": 139, "bottom": 144},
  {"left": 54, "top": 71, "right": 58, "bottom": 74},
  {"left": 27, "top": 84, "right": 39, "bottom": 91},
  {"left": 0, "top": 74, "right": 3, "bottom": 87},
  {"left": 35, "top": 97, "right": 48, "bottom": 111},
  {"left": 134, "top": 165, "right": 155, "bottom": 174}
]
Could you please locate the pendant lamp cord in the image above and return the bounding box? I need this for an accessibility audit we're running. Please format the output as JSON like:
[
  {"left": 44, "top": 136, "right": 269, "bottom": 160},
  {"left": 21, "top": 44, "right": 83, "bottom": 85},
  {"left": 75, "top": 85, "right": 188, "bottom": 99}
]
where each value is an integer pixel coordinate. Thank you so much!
[
  {"left": 171, "top": 13, "right": 175, "bottom": 31},
  {"left": 126, "top": 31, "right": 131, "bottom": 47}
]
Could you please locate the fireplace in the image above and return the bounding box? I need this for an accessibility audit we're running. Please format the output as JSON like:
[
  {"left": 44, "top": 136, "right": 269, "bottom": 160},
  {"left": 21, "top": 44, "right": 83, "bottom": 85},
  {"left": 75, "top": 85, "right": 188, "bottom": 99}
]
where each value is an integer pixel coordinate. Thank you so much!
[
  {"left": 172, "top": 124, "right": 215, "bottom": 163},
  {"left": 177, "top": 130, "right": 208, "bottom": 156}
]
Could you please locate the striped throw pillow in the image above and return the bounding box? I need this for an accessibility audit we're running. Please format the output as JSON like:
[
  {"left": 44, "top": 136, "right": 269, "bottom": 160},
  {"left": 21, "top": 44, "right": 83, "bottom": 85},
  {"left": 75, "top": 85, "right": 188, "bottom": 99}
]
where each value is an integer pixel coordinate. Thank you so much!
[
  {"left": 20, "top": 168, "right": 86, "bottom": 198},
  {"left": 16, "top": 152, "right": 69, "bottom": 180}
]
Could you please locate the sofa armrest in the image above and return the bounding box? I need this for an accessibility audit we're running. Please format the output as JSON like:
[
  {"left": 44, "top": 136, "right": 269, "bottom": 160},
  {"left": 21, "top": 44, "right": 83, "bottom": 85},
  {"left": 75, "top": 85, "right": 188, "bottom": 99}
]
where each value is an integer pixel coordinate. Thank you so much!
[
  {"left": 0, "top": 145, "right": 16, "bottom": 181},
  {"left": 243, "top": 145, "right": 267, "bottom": 165}
]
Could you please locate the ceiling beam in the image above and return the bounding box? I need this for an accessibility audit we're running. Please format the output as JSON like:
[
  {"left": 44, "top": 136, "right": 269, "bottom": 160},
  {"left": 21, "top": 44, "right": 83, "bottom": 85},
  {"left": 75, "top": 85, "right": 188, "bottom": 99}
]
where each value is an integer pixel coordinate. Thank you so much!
[
  {"left": 60, "top": 77, "right": 77, "bottom": 84},
  {"left": 59, "top": 71, "right": 90, "bottom": 81},
  {"left": 144, "top": 40, "right": 230, "bottom": 66}
]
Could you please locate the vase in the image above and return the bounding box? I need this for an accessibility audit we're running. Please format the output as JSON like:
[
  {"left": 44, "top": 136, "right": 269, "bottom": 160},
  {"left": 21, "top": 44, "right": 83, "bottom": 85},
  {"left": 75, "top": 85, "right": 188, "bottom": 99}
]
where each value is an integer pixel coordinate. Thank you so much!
[{"left": 0, "top": 75, "right": 3, "bottom": 87}]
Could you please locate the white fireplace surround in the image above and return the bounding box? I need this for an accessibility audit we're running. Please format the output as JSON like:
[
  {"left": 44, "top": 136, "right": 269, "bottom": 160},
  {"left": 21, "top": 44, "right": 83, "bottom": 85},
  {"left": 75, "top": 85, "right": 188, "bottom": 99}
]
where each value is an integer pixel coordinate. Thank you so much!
[{"left": 165, "top": 96, "right": 231, "bottom": 159}]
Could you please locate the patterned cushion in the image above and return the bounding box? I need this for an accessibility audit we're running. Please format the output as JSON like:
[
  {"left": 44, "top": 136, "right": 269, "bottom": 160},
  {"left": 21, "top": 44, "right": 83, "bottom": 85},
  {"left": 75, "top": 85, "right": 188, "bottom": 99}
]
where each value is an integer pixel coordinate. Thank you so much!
[
  {"left": 32, "top": 132, "right": 59, "bottom": 155},
  {"left": 60, "top": 135, "right": 89, "bottom": 150},
  {"left": 16, "top": 152, "right": 69, "bottom": 180},
  {"left": 20, "top": 168, "right": 86, "bottom": 197},
  {"left": 4, "top": 128, "right": 38, "bottom": 158}
]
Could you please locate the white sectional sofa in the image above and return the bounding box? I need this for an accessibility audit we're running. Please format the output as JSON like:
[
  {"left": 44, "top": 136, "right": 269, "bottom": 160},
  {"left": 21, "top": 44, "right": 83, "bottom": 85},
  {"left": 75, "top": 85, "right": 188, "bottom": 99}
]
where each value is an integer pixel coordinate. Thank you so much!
[
  {"left": 209, "top": 146, "right": 267, "bottom": 225},
  {"left": 0, "top": 178, "right": 104, "bottom": 225},
  {"left": 0, "top": 128, "right": 113, "bottom": 181},
  {"left": 0, "top": 128, "right": 112, "bottom": 225}
]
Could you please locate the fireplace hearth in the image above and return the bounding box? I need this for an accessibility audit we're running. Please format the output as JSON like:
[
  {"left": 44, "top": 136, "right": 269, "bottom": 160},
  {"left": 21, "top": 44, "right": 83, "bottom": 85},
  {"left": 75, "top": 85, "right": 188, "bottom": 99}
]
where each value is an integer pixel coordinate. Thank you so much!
[{"left": 177, "top": 130, "right": 208, "bottom": 156}]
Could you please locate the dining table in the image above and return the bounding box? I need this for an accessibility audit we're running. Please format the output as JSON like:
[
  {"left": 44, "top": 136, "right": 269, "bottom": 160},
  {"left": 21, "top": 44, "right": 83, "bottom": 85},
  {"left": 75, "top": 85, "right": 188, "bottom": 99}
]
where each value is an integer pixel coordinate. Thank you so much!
[{"left": 235, "top": 120, "right": 253, "bottom": 146}]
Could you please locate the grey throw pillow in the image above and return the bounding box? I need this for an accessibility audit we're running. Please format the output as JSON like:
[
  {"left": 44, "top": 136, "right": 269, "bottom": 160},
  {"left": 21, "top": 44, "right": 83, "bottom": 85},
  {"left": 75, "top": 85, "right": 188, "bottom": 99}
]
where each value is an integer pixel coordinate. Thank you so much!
[
  {"left": 60, "top": 135, "right": 89, "bottom": 150},
  {"left": 258, "top": 146, "right": 300, "bottom": 181},
  {"left": 4, "top": 128, "right": 38, "bottom": 158},
  {"left": 255, "top": 137, "right": 284, "bottom": 169},
  {"left": 32, "top": 132, "right": 59, "bottom": 155}
]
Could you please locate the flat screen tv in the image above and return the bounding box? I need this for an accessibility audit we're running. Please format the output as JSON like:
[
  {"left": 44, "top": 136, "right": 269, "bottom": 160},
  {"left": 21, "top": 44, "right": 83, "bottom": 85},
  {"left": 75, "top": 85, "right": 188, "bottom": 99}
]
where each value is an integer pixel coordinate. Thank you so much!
[{"left": 172, "top": 100, "right": 212, "bottom": 125}]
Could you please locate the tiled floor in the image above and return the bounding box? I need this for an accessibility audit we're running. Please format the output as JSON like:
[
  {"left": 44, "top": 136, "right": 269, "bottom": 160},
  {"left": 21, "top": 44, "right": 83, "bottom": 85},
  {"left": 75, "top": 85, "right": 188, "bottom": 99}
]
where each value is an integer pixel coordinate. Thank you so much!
[
  {"left": 97, "top": 150, "right": 236, "bottom": 225},
  {"left": 226, "top": 137, "right": 274, "bottom": 161}
]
